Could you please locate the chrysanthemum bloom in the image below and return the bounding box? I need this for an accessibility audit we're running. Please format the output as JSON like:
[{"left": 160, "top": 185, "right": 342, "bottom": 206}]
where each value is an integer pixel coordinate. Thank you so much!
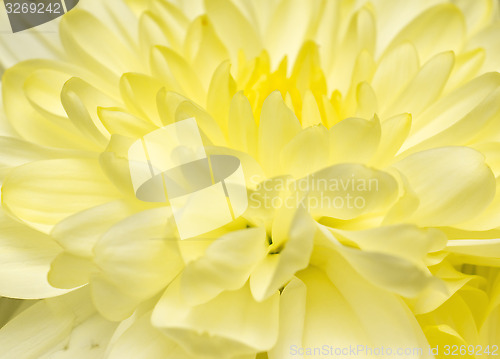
[{"left": 1, "top": 0, "right": 500, "bottom": 357}]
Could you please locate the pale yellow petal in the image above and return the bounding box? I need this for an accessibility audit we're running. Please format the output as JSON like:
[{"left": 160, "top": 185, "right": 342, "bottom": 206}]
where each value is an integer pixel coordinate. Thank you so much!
[
  {"left": 60, "top": 10, "right": 143, "bottom": 80},
  {"left": 444, "top": 48, "right": 485, "bottom": 92},
  {"left": 329, "top": 115, "right": 381, "bottom": 164},
  {"left": 2, "top": 61, "right": 99, "bottom": 150},
  {"left": 119, "top": 72, "right": 166, "bottom": 127},
  {"left": 0, "top": 288, "right": 95, "bottom": 359},
  {"left": 51, "top": 200, "right": 139, "bottom": 258},
  {"left": 328, "top": 7, "right": 376, "bottom": 94},
  {"left": 92, "top": 207, "right": 183, "bottom": 319},
  {"left": 0, "top": 301, "right": 73, "bottom": 358},
  {"left": 228, "top": 92, "right": 258, "bottom": 158},
  {"left": 61, "top": 77, "right": 116, "bottom": 147},
  {"left": 184, "top": 15, "right": 229, "bottom": 87},
  {"left": 152, "top": 280, "right": 279, "bottom": 358},
  {"left": 299, "top": 248, "right": 432, "bottom": 354},
  {"left": 264, "top": 0, "right": 312, "bottom": 68},
  {"left": 371, "top": 42, "right": 419, "bottom": 114},
  {"left": 454, "top": 177, "right": 500, "bottom": 231},
  {"left": 385, "top": 4, "right": 465, "bottom": 63},
  {"left": 454, "top": 0, "right": 494, "bottom": 35},
  {"left": 318, "top": 226, "right": 437, "bottom": 298},
  {"left": 400, "top": 72, "right": 500, "bottom": 152},
  {"left": 0, "top": 210, "right": 69, "bottom": 299},
  {"left": 107, "top": 311, "right": 197, "bottom": 359},
  {"left": 258, "top": 91, "right": 301, "bottom": 177},
  {"left": 149, "top": 0, "right": 190, "bottom": 52},
  {"left": 48, "top": 252, "right": 96, "bottom": 290},
  {"left": 2, "top": 159, "right": 122, "bottom": 228},
  {"left": 150, "top": 46, "right": 205, "bottom": 105},
  {"left": 90, "top": 275, "right": 142, "bottom": 322},
  {"left": 180, "top": 227, "right": 268, "bottom": 306},
  {"left": 447, "top": 239, "right": 500, "bottom": 265},
  {"left": 393, "top": 147, "right": 496, "bottom": 226},
  {"left": 301, "top": 90, "right": 323, "bottom": 128},
  {"left": 305, "top": 163, "right": 398, "bottom": 220},
  {"left": 207, "top": 61, "right": 236, "bottom": 134},
  {"left": 205, "top": 0, "right": 262, "bottom": 61},
  {"left": 408, "top": 261, "right": 477, "bottom": 314},
  {"left": 98, "top": 107, "right": 157, "bottom": 138},
  {"left": 250, "top": 206, "right": 316, "bottom": 301},
  {"left": 280, "top": 125, "right": 330, "bottom": 178},
  {"left": 370, "top": 113, "right": 411, "bottom": 167},
  {"left": 0, "top": 137, "right": 86, "bottom": 181},
  {"left": 175, "top": 99, "right": 228, "bottom": 146},
  {"left": 267, "top": 277, "right": 306, "bottom": 359},
  {"left": 355, "top": 81, "right": 378, "bottom": 119},
  {"left": 467, "top": 23, "right": 500, "bottom": 72},
  {"left": 385, "top": 51, "right": 454, "bottom": 118}
]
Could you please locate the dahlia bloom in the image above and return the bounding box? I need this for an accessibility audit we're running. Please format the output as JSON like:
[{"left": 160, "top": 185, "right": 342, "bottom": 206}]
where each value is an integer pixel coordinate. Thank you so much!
[{"left": 0, "top": 0, "right": 500, "bottom": 358}]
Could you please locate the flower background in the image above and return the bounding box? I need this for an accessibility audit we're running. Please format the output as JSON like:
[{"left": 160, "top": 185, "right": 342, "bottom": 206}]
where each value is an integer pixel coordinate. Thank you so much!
[{"left": 0, "top": 0, "right": 500, "bottom": 358}]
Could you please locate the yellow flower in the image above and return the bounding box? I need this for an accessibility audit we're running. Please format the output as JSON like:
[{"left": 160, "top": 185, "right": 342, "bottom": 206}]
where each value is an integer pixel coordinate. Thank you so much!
[{"left": 1, "top": 0, "right": 500, "bottom": 358}]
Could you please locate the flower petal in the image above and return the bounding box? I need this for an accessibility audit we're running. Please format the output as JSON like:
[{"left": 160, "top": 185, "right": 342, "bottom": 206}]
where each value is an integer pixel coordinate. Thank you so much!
[
  {"left": 0, "top": 210, "right": 68, "bottom": 299},
  {"left": 61, "top": 77, "right": 116, "bottom": 147},
  {"left": 98, "top": 107, "right": 157, "bottom": 138},
  {"left": 152, "top": 280, "right": 279, "bottom": 358},
  {"left": 92, "top": 207, "right": 183, "bottom": 320},
  {"left": 267, "top": 277, "right": 306, "bottom": 359},
  {"left": 454, "top": 177, "right": 500, "bottom": 231},
  {"left": 107, "top": 312, "right": 197, "bottom": 359},
  {"left": 447, "top": 239, "right": 500, "bottom": 262},
  {"left": 2, "top": 159, "right": 122, "bottom": 229},
  {"left": 180, "top": 227, "right": 268, "bottom": 306},
  {"left": 51, "top": 200, "right": 139, "bottom": 258},
  {"left": 400, "top": 71, "right": 500, "bottom": 152},
  {"left": 333, "top": 224, "right": 446, "bottom": 264},
  {"left": 258, "top": 91, "right": 301, "bottom": 176},
  {"left": 250, "top": 206, "right": 316, "bottom": 301},
  {"left": 264, "top": 0, "right": 313, "bottom": 68},
  {"left": 205, "top": 0, "right": 262, "bottom": 61},
  {"left": 371, "top": 42, "right": 419, "bottom": 114},
  {"left": 0, "top": 288, "right": 95, "bottom": 358},
  {"left": 304, "top": 163, "right": 398, "bottom": 220},
  {"left": 2, "top": 61, "right": 99, "bottom": 150},
  {"left": 370, "top": 113, "right": 411, "bottom": 167},
  {"left": 467, "top": 23, "right": 500, "bottom": 72},
  {"left": 329, "top": 116, "right": 381, "bottom": 164},
  {"left": 298, "top": 248, "right": 431, "bottom": 352},
  {"left": 385, "top": 4, "right": 465, "bottom": 63},
  {"left": 0, "top": 136, "right": 86, "bottom": 181},
  {"left": 119, "top": 72, "right": 166, "bottom": 127},
  {"left": 228, "top": 92, "right": 258, "bottom": 158},
  {"left": 60, "top": 10, "right": 143, "bottom": 80},
  {"left": 281, "top": 125, "right": 330, "bottom": 178},
  {"left": 151, "top": 46, "right": 205, "bottom": 105},
  {"left": 385, "top": 51, "right": 455, "bottom": 118},
  {"left": 207, "top": 61, "right": 236, "bottom": 134},
  {"left": 0, "top": 300, "right": 73, "bottom": 358},
  {"left": 184, "top": 15, "right": 229, "bottom": 87},
  {"left": 393, "top": 147, "right": 496, "bottom": 226},
  {"left": 318, "top": 226, "right": 437, "bottom": 298}
]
